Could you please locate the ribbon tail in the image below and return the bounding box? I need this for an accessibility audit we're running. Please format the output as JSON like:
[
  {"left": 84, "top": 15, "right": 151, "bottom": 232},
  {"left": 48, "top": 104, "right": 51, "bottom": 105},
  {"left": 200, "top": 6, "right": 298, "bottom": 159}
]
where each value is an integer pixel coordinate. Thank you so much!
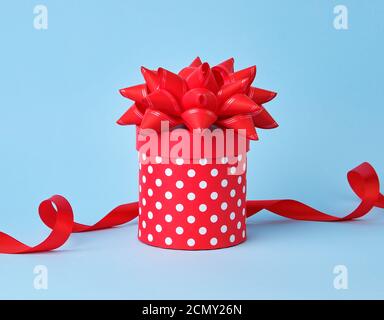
[
  {"left": 246, "top": 162, "right": 383, "bottom": 221},
  {"left": 0, "top": 195, "right": 74, "bottom": 254},
  {"left": 377, "top": 194, "right": 384, "bottom": 208},
  {"left": 0, "top": 196, "right": 139, "bottom": 254},
  {"left": 44, "top": 202, "right": 139, "bottom": 232}
]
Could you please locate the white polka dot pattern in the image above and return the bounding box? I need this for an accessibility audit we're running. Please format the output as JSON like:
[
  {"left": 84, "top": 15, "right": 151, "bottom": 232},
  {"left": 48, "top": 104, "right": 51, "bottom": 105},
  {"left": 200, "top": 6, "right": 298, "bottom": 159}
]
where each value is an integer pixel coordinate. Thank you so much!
[{"left": 137, "top": 152, "right": 247, "bottom": 250}]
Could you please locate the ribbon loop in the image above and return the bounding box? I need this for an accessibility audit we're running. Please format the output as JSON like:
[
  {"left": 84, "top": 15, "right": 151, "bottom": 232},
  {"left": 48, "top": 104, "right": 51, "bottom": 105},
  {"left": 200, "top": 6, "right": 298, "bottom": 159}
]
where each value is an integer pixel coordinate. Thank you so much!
[
  {"left": 246, "top": 162, "right": 383, "bottom": 221},
  {"left": 0, "top": 195, "right": 73, "bottom": 254}
]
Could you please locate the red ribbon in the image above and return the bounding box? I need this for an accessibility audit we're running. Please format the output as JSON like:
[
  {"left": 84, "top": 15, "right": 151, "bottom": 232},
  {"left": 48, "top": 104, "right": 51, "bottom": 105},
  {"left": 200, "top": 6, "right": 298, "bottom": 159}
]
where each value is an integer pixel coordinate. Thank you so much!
[
  {"left": 1, "top": 162, "right": 383, "bottom": 254},
  {"left": 117, "top": 57, "right": 278, "bottom": 140}
]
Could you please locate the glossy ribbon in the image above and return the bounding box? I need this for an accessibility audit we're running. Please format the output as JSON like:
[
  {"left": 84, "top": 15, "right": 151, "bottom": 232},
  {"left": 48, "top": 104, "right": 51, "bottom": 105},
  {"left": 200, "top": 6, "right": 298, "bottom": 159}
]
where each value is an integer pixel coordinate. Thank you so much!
[
  {"left": 117, "top": 57, "right": 278, "bottom": 140},
  {"left": 1, "top": 162, "right": 383, "bottom": 254}
]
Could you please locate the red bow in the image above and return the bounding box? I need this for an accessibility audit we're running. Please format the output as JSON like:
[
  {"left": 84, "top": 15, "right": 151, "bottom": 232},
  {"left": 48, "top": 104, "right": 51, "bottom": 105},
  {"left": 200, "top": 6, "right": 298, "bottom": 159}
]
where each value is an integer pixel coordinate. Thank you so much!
[{"left": 117, "top": 57, "right": 277, "bottom": 140}]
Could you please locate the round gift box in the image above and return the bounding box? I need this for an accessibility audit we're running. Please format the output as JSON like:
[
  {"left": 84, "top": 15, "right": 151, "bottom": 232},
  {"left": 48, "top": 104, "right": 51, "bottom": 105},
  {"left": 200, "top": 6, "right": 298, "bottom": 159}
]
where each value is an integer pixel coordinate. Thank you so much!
[{"left": 136, "top": 128, "right": 249, "bottom": 250}]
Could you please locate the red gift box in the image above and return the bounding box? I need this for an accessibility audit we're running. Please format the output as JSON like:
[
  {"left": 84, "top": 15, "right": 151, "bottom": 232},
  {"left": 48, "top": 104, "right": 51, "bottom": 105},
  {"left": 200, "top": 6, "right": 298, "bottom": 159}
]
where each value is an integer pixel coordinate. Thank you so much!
[
  {"left": 118, "top": 56, "right": 278, "bottom": 250},
  {"left": 136, "top": 128, "right": 250, "bottom": 249}
]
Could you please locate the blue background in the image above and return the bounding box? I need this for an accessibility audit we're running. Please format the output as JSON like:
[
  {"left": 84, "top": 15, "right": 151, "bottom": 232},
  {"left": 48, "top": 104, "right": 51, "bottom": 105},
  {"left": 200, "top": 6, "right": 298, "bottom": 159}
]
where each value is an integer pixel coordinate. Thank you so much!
[{"left": 0, "top": 0, "right": 383, "bottom": 299}]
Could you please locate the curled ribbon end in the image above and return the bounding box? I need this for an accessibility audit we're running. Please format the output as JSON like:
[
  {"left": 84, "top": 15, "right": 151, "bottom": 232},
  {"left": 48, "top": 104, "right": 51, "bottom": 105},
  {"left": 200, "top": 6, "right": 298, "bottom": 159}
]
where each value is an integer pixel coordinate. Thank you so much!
[
  {"left": 140, "top": 66, "right": 148, "bottom": 74},
  {"left": 116, "top": 113, "right": 130, "bottom": 126},
  {"left": 265, "top": 121, "right": 279, "bottom": 129},
  {"left": 200, "top": 62, "right": 210, "bottom": 75},
  {"left": 190, "top": 56, "right": 203, "bottom": 67},
  {"left": 269, "top": 91, "right": 278, "bottom": 101},
  {"left": 347, "top": 162, "right": 380, "bottom": 201},
  {"left": 248, "top": 134, "right": 259, "bottom": 141},
  {"left": 119, "top": 88, "right": 127, "bottom": 98}
]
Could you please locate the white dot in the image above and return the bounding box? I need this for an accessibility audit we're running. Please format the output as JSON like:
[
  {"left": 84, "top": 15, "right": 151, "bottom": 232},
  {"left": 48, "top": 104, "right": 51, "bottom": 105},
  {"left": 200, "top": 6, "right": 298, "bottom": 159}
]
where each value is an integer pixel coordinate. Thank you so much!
[
  {"left": 187, "top": 216, "right": 195, "bottom": 223},
  {"left": 142, "top": 153, "right": 147, "bottom": 161},
  {"left": 237, "top": 199, "right": 242, "bottom": 207},
  {"left": 187, "top": 192, "right": 196, "bottom": 200},
  {"left": 230, "top": 212, "right": 236, "bottom": 220},
  {"left": 187, "top": 169, "right": 196, "bottom": 177},
  {"left": 187, "top": 238, "right": 195, "bottom": 247},
  {"left": 147, "top": 188, "right": 153, "bottom": 197},
  {"left": 242, "top": 163, "right": 246, "bottom": 171},
  {"left": 230, "top": 167, "right": 236, "bottom": 174},
  {"left": 139, "top": 185, "right": 142, "bottom": 192},
  {"left": 176, "top": 180, "right": 184, "bottom": 189},
  {"left": 155, "top": 156, "right": 162, "bottom": 163},
  {"left": 242, "top": 185, "right": 246, "bottom": 193},
  {"left": 229, "top": 234, "right": 235, "bottom": 243},
  {"left": 155, "top": 224, "right": 162, "bottom": 232},
  {"left": 165, "top": 214, "right": 173, "bottom": 222},
  {"left": 221, "top": 157, "right": 228, "bottom": 164},
  {"left": 148, "top": 234, "right": 153, "bottom": 242},
  {"left": 139, "top": 162, "right": 142, "bottom": 170},
  {"left": 142, "top": 220, "right": 146, "bottom": 229},
  {"left": 165, "top": 168, "right": 173, "bottom": 176},
  {"left": 199, "top": 227, "right": 207, "bottom": 235},
  {"left": 237, "top": 176, "right": 242, "bottom": 184},
  {"left": 147, "top": 165, "right": 153, "bottom": 174},
  {"left": 199, "top": 181, "right": 207, "bottom": 189},
  {"left": 176, "top": 204, "right": 184, "bottom": 212},
  {"left": 165, "top": 191, "right": 173, "bottom": 199},
  {"left": 221, "top": 202, "right": 228, "bottom": 210},
  {"left": 237, "top": 221, "right": 242, "bottom": 229},
  {"left": 210, "top": 168, "right": 218, "bottom": 177},
  {"left": 220, "top": 225, "right": 227, "bottom": 233},
  {"left": 199, "top": 204, "right": 207, "bottom": 212},
  {"left": 230, "top": 189, "right": 236, "bottom": 197},
  {"left": 142, "top": 175, "right": 147, "bottom": 183},
  {"left": 155, "top": 201, "right": 162, "bottom": 210},
  {"left": 148, "top": 211, "right": 153, "bottom": 219},
  {"left": 210, "top": 192, "right": 218, "bottom": 200},
  {"left": 139, "top": 207, "right": 142, "bottom": 215},
  {"left": 176, "top": 226, "right": 184, "bottom": 235},
  {"left": 242, "top": 208, "right": 246, "bottom": 216},
  {"left": 165, "top": 237, "right": 172, "bottom": 245},
  {"left": 210, "top": 237, "right": 218, "bottom": 246},
  {"left": 238, "top": 154, "right": 243, "bottom": 161},
  {"left": 155, "top": 178, "right": 162, "bottom": 187},
  {"left": 142, "top": 198, "right": 146, "bottom": 206},
  {"left": 242, "top": 230, "right": 246, "bottom": 238},
  {"left": 138, "top": 229, "right": 141, "bottom": 237},
  {"left": 199, "top": 158, "right": 208, "bottom": 165},
  {"left": 221, "top": 179, "right": 228, "bottom": 187},
  {"left": 175, "top": 158, "right": 184, "bottom": 165},
  {"left": 210, "top": 215, "right": 218, "bottom": 223}
]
